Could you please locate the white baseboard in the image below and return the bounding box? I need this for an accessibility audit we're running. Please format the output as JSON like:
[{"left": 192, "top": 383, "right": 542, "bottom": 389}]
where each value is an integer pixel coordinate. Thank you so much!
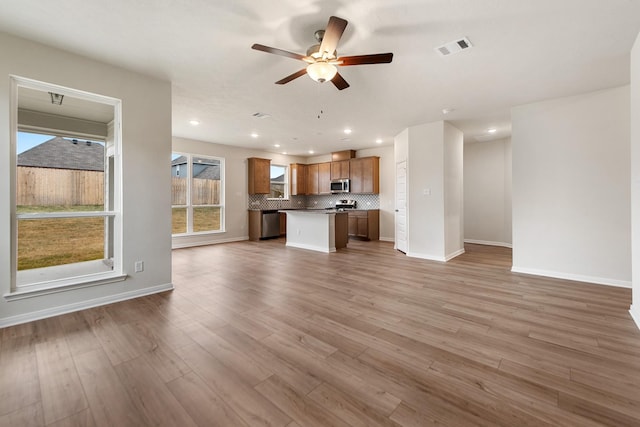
[
  {"left": 286, "top": 242, "right": 335, "bottom": 253},
  {"left": 0, "top": 283, "right": 174, "bottom": 328},
  {"left": 172, "top": 236, "right": 248, "bottom": 249},
  {"left": 630, "top": 305, "right": 640, "bottom": 331},
  {"left": 407, "top": 251, "right": 446, "bottom": 262},
  {"left": 464, "top": 239, "right": 513, "bottom": 248},
  {"left": 445, "top": 248, "right": 465, "bottom": 261},
  {"left": 379, "top": 237, "right": 395, "bottom": 243},
  {"left": 511, "top": 266, "right": 631, "bottom": 288}
]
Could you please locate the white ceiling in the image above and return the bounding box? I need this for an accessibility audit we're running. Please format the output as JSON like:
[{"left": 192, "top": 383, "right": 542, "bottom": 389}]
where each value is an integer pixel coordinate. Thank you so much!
[{"left": 1, "top": 0, "right": 640, "bottom": 155}]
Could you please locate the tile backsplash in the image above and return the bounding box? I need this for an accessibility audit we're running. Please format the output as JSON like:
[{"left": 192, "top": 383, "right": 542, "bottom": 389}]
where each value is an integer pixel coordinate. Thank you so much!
[{"left": 248, "top": 193, "right": 380, "bottom": 210}]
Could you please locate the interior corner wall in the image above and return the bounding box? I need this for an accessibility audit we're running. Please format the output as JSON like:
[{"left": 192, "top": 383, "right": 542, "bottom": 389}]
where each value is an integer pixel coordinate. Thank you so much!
[
  {"left": 358, "top": 145, "right": 395, "bottom": 242},
  {"left": 0, "top": 32, "right": 173, "bottom": 326},
  {"left": 511, "top": 85, "right": 631, "bottom": 287},
  {"left": 630, "top": 31, "right": 640, "bottom": 328},
  {"left": 443, "top": 122, "right": 464, "bottom": 259},
  {"left": 464, "top": 137, "right": 513, "bottom": 247}
]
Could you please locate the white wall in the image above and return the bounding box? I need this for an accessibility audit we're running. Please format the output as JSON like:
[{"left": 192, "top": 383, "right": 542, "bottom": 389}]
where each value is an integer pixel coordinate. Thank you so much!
[
  {"left": 512, "top": 86, "right": 631, "bottom": 287},
  {"left": 172, "top": 136, "right": 306, "bottom": 247},
  {"left": 0, "top": 32, "right": 173, "bottom": 326},
  {"left": 630, "top": 32, "right": 640, "bottom": 327},
  {"left": 395, "top": 121, "right": 464, "bottom": 261},
  {"left": 443, "top": 122, "right": 464, "bottom": 258},
  {"left": 464, "top": 137, "right": 513, "bottom": 247}
]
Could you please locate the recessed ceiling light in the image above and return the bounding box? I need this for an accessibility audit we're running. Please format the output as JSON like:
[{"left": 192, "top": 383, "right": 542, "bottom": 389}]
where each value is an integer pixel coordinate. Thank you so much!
[
  {"left": 487, "top": 128, "right": 497, "bottom": 134},
  {"left": 282, "top": 151, "right": 287, "bottom": 155},
  {"left": 189, "top": 120, "right": 200, "bottom": 126},
  {"left": 344, "top": 128, "right": 352, "bottom": 134},
  {"left": 251, "top": 132, "right": 259, "bottom": 138},
  {"left": 442, "top": 108, "right": 455, "bottom": 115},
  {"left": 274, "top": 144, "right": 280, "bottom": 148},
  {"left": 308, "top": 150, "right": 314, "bottom": 154},
  {"left": 376, "top": 138, "right": 383, "bottom": 144}
]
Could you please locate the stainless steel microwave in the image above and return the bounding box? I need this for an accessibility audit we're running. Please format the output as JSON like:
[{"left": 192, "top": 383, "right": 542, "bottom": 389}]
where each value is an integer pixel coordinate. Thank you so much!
[{"left": 330, "top": 179, "right": 350, "bottom": 193}]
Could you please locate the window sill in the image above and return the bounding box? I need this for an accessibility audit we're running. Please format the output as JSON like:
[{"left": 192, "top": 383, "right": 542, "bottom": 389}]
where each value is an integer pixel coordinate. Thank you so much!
[{"left": 4, "top": 272, "right": 128, "bottom": 302}]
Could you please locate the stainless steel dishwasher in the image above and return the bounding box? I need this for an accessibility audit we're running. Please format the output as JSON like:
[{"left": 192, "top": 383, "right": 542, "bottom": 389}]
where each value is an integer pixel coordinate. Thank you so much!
[{"left": 261, "top": 210, "right": 280, "bottom": 239}]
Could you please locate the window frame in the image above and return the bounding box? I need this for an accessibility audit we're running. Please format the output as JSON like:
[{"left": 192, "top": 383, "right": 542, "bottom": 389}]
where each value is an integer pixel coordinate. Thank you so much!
[
  {"left": 171, "top": 152, "right": 225, "bottom": 236},
  {"left": 268, "top": 163, "right": 289, "bottom": 200},
  {"left": 6, "top": 76, "right": 124, "bottom": 299}
]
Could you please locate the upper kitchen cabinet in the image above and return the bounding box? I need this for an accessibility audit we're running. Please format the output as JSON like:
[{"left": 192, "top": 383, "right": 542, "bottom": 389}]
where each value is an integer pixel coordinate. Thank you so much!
[
  {"left": 290, "top": 163, "right": 306, "bottom": 196},
  {"left": 248, "top": 157, "right": 270, "bottom": 194},
  {"left": 330, "top": 160, "right": 350, "bottom": 180},
  {"left": 350, "top": 157, "right": 380, "bottom": 194},
  {"left": 306, "top": 163, "right": 319, "bottom": 195},
  {"left": 318, "top": 162, "right": 331, "bottom": 194}
]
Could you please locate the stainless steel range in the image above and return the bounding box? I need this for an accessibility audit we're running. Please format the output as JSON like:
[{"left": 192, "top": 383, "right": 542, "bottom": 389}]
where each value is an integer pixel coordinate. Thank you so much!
[{"left": 335, "top": 199, "right": 357, "bottom": 211}]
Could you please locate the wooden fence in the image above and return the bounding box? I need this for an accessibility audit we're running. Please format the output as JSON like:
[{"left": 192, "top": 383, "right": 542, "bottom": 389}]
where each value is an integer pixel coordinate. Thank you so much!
[
  {"left": 17, "top": 166, "right": 104, "bottom": 206},
  {"left": 172, "top": 177, "right": 221, "bottom": 206}
]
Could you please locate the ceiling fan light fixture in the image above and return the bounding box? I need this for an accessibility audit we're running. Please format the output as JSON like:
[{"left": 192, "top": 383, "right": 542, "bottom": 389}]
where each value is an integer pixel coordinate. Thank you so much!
[{"left": 306, "top": 61, "right": 337, "bottom": 83}]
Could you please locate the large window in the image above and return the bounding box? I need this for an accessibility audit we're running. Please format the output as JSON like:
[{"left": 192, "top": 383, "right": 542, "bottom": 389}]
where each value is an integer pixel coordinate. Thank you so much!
[
  {"left": 10, "top": 77, "right": 122, "bottom": 294},
  {"left": 172, "top": 153, "right": 224, "bottom": 234},
  {"left": 269, "top": 164, "right": 288, "bottom": 199}
]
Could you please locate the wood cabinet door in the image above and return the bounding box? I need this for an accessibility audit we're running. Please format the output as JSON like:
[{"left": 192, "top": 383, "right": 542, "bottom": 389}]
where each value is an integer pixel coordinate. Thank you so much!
[
  {"left": 349, "top": 158, "right": 364, "bottom": 193},
  {"left": 349, "top": 157, "right": 379, "bottom": 194},
  {"left": 279, "top": 212, "right": 287, "bottom": 236},
  {"left": 306, "top": 163, "right": 319, "bottom": 195},
  {"left": 330, "top": 161, "right": 349, "bottom": 180},
  {"left": 290, "top": 163, "right": 306, "bottom": 195},
  {"left": 348, "top": 215, "right": 358, "bottom": 236},
  {"left": 357, "top": 217, "right": 369, "bottom": 238},
  {"left": 318, "top": 162, "right": 331, "bottom": 194},
  {"left": 248, "top": 158, "right": 270, "bottom": 194}
]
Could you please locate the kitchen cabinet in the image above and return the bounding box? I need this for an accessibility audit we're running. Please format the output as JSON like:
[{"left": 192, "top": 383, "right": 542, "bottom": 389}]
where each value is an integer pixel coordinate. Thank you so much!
[
  {"left": 349, "top": 156, "right": 379, "bottom": 194},
  {"left": 248, "top": 157, "right": 270, "bottom": 194},
  {"left": 330, "top": 160, "right": 350, "bottom": 180},
  {"left": 318, "top": 162, "right": 331, "bottom": 194},
  {"left": 347, "top": 209, "right": 379, "bottom": 240},
  {"left": 306, "top": 163, "right": 319, "bottom": 195},
  {"left": 290, "top": 163, "right": 306, "bottom": 195}
]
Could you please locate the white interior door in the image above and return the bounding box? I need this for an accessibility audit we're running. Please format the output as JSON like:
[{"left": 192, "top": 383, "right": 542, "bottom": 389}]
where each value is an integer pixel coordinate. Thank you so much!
[{"left": 395, "top": 161, "right": 407, "bottom": 253}]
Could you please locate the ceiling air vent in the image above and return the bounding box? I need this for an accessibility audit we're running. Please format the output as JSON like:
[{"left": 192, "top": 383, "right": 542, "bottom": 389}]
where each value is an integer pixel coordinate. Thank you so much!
[
  {"left": 252, "top": 112, "right": 271, "bottom": 119},
  {"left": 435, "top": 37, "right": 473, "bottom": 57}
]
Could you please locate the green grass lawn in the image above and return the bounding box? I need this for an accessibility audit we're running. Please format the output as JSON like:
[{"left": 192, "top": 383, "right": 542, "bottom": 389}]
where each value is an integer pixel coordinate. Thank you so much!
[{"left": 18, "top": 205, "right": 221, "bottom": 270}]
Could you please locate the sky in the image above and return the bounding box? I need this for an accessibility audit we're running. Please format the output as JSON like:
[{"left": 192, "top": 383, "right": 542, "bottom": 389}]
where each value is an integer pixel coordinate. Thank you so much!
[
  {"left": 17, "top": 132, "right": 54, "bottom": 154},
  {"left": 17, "top": 132, "right": 104, "bottom": 154}
]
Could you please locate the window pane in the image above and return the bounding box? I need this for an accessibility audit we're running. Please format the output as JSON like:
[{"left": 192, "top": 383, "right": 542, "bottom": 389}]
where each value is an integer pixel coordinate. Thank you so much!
[
  {"left": 172, "top": 207, "right": 187, "bottom": 234},
  {"left": 171, "top": 153, "right": 187, "bottom": 205},
  {"left": 270, "top": 183, "right": 285, "bottom": 198},
  {"left": 193, "top": 206, "right": 221, "bottom": 232},
  {"left": 17, "top": 134, "right": 105, "bottom": 210},
  {"left": 192, "top": 157, "right": 220, "bottom": 205},
  {"left": 18, "top": 217, "right": 105, "bottom": 270},
  {"left": 270, "top": 165, "right": 286, "bottom": 198}
]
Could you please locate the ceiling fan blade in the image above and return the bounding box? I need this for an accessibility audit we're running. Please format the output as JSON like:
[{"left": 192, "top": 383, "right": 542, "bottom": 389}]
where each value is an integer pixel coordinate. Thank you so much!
[
  {"left": 320, "top": 16, "right": 348, "bottom": 57},
  {"left": 331, "top": 72, "right": 350, "bottom": 90},
  {"left": 251, "top": 44, "right": 306, "bottom": 61},
  {"left": 337, "top": 53, "right": 394, "bottom": 66},
  {"left": 275, "top": 69, "right": 308, "bottom": 85}
]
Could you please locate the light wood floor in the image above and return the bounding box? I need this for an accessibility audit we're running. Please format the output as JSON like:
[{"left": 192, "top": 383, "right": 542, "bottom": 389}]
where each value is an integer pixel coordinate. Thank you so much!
[{"left": 1, "top": 240, "right": 640, "bottom": 426}]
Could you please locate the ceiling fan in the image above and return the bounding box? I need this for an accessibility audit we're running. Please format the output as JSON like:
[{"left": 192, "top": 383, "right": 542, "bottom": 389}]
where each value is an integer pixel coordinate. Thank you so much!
[{"left": 251, "top": 16, "right": 393, "bottom": 90}]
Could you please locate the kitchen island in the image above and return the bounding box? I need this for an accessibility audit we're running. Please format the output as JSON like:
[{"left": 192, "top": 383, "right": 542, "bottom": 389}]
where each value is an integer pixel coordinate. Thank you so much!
[{"left": 281, "top": 210, "right": 348, "bottom": 253}]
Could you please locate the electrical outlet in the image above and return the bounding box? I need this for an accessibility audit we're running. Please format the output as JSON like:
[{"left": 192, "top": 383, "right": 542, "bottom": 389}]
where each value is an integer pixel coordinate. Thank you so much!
[{"left": 134, "top": 261, "right": 144, "bottom": 273}]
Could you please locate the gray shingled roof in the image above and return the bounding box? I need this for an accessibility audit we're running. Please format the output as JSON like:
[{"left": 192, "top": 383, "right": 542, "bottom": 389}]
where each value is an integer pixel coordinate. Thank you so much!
[{"left": 18, "top": 136, "right": 104, "bottom": 171}]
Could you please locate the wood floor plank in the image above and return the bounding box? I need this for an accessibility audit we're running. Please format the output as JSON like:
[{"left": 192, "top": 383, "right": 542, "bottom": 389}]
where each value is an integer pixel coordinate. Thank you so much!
[
  {"left": 0, "top": 337, "right": 41, "bottom": 417},
  {"left": 73, "top": 349, "right": 146, "bottom": 427},
  {"left": 46, "top": 409, "right": 96, "bottom": 427},
  {"left": 57, "top": 312, "right": 102, "bottom": 357},
  {"left": 0, "top": 402, "right": 43, "bottom": 427},
  {"left": 167, "top": 371, "right": 249, "bottom": 427},
  {"left": 174, "top": 343, "right": 291, "bottom": 427},
  {"left": 114, "top": 356, "right": 198, "bottom": 427},
  {"left": 81, "top": 307, "right": 141, "bottom": 365},
  {"left": 35, "top": 336, "right": 87, "bottom": 424},
  {"left": 255, "top": 375, "right": 351, "bottom": 427}
]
